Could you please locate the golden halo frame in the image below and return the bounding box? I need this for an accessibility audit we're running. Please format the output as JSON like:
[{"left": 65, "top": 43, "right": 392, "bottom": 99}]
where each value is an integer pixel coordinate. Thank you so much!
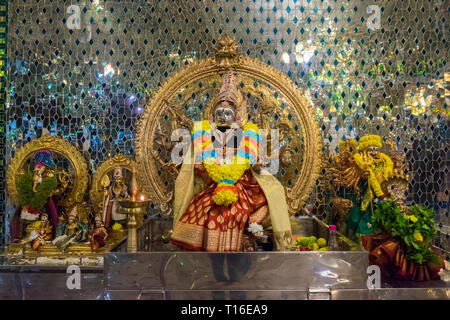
[
  {"left": 6, "top": 135, "right": 89, "bottom": 209},
  {"left": 135, "top": 36, "right": 322, "bottom": 215}
]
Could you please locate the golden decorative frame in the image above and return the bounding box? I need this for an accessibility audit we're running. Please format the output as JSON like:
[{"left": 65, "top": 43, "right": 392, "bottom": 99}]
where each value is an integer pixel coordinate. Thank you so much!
[
  {"left": 135, "top": 36, "right": 322, "bottom": 215},
  {"left": 90, "top": 154, "right": 138, "bottom": 211},
  {"left": 6, "top": 135, "right": 88, "bottom": 209}
]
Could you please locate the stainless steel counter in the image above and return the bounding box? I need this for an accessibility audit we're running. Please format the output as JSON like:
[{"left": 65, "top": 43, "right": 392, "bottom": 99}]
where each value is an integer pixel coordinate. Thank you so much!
[
  {"left": 0, "top": 253, "right": 447, "bottom": 300},
  {"left": 0, "top": 217, "right": 447, "bottom": 300}
]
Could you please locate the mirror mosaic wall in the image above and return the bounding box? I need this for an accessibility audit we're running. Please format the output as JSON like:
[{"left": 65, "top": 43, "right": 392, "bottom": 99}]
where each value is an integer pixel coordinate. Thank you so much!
[{"left": 1, "top": 0, "right": 448, "bottom": 258}]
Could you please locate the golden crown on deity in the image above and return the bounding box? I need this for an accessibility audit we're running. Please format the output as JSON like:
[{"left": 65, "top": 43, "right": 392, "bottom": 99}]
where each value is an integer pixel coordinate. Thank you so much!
[
  {"left": 214, "top": 71, "right": 239, "bottom": 111},
  {"left": 208, "top": 70, "right": 247, "bottom": 124}
]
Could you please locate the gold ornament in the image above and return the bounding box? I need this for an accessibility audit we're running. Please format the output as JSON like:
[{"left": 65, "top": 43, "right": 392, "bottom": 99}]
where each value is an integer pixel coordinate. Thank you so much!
[
  {"left": 212, "top": 34, "right": 241, "bottom": 67},
  {"left": 215, "top": 70, "right": 239, "bottom": 110},
  {"left": 6, "top": 135, "right": 88, "bottom": 209}
]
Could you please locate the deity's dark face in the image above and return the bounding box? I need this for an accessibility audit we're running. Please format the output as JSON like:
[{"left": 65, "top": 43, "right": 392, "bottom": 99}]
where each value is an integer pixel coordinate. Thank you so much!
[
  {"left": 214, "top": 102, "right": 235, "bottom": 127},
  {"left": 367, "top": 145, "right": 379, "bottom": 159}
]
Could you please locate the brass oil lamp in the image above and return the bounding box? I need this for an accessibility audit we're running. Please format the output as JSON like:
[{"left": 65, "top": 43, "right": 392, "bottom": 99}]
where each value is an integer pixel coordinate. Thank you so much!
[{"left": 118, "top": 169, "right": 150, "bottom": 253}]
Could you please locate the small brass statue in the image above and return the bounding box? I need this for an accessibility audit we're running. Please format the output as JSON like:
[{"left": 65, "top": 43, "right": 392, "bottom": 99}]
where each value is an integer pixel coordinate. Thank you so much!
[
  {"left": 102, "top": 167, "right": 129, "bottom": 230},
  {"left": 329, "top": 197, "right": 354, "bottom": 231},
  {"left": 53, "top": 206, "right": 89, "bottom": 252},
  {"left": 29, "top": 213, "right": 53, "bottom": 251},
  {"left": 88, "top": 215, "right": 108, "bottom": 252}
]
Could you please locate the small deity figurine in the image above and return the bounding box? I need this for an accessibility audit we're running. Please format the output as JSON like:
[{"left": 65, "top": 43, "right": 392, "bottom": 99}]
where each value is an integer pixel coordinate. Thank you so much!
[
  {"left": 88, "top": 215, "right": 108, "bottom": 252},
  {"left": 353, "top": 135, "right": 394, "bottom": 204},
  {"left": 102, "top": 167, "right": 129, "bottom": 230},
  {"left": 383, "top": 177, "right": 409, "bottom": 214},
  {"left": 171, "top": 71, "right": 293, "bottom": 252},
  {"left": 29, "top": 212, "right": 53, "bottom": 251},
  {"left": 53, "top": 206, "right": 89, "bottom": 252},
  {"left": 10, "top": 150, "right": 60, "bottom": 242}
]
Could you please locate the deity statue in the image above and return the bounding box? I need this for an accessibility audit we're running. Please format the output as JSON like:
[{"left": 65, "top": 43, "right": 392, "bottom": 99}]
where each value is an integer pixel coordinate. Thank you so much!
[
  {"left": 88, "top": 215, "right": 108, "bottom": 252},
  {"left": 348, "top": 135, "right": 395, "bottom": 235},
  {"left": 10, "top": 150, "right": 60, "bottom": 242},
  {"left": 102, "top": 167, "right": 129, "bottom": 230},
  {"left": 29, "top": 213, "right": 53, "bottom": 251},
  {"left": 53, "top": 206, "right": 89, "bottom": 252},
  {"left": 329, "top": 136, "right": 445, "bottom": 281},
  {"left": 170, "top": 71, "right": 293, "bottom": 252}
]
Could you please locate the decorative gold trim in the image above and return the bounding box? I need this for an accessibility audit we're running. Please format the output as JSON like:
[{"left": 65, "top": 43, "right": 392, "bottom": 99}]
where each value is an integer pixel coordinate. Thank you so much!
[
  {"left": 89, "top": 154, "right": 138, "bottom": 212},
  {"left": 135, "top": 36, "right": 322, "bottom": 215},
  {"left": 6, "top": 135, "right": 88, "bottom": 209}
]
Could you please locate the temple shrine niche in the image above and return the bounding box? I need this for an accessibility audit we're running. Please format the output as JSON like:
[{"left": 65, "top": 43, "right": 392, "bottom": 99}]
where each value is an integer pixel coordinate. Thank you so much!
[{"left": 0, "top": 0, "right": 448, "bottom": 300}]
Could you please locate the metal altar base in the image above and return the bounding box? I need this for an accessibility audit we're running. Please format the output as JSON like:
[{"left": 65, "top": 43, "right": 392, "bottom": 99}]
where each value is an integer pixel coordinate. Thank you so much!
[
  {"left": 0, "top": 252, "right": 447, "bottom": 300},
  {"left": 0, "top": 217, "right": 448, "bottom": 300}
]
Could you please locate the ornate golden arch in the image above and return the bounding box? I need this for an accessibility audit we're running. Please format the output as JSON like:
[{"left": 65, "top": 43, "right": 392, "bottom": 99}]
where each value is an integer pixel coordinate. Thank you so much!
[
  {"left": 6, "top": 135, "right": 89, "bottom": 209},
  {"left": 135, "top": 35, "right": 322, "bottom": 214},
  {"left": 90, "top": 154, "right": 138, "bottom": 211}
]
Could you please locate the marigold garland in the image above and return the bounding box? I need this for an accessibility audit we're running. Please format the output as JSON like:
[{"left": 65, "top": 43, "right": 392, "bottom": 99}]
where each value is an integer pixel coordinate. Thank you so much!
[
  {"left": 353, "top": 136, "right": 394, "bottom": 199},
  {"left": 192, "top": 120, "right": 260, "bottom": 206}
]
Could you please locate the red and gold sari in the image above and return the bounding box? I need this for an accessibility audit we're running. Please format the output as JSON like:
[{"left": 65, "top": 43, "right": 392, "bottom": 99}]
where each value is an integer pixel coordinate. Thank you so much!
[{"left": 171, "top": 170, "right": 267, "bottom": 252}]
